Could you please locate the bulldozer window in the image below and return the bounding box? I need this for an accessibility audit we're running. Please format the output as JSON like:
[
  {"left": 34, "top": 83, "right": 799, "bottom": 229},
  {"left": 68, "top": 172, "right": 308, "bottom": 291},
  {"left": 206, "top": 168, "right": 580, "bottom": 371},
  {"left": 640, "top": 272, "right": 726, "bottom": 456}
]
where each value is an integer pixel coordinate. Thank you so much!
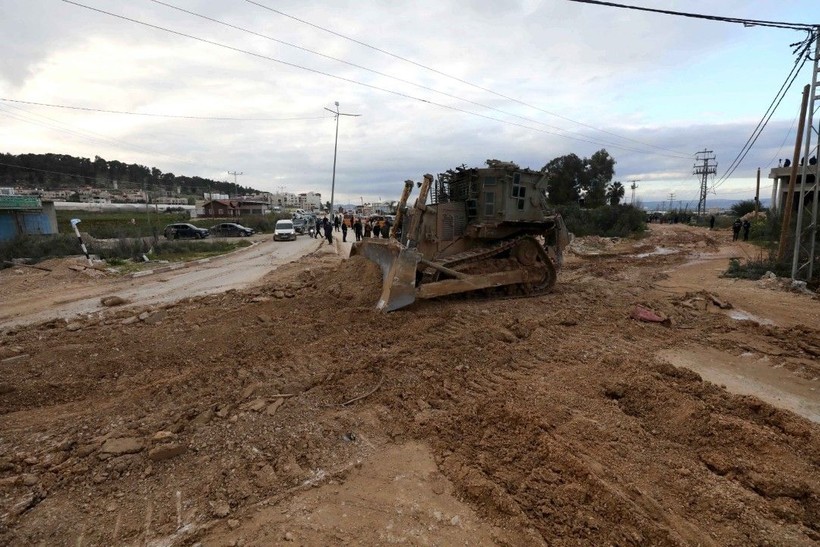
[
  {"left": 511, "top": 174, "right": 526, "bottom": 210},
  {"left": 484, "top": 191, "right": 495, "bottom": 216}
]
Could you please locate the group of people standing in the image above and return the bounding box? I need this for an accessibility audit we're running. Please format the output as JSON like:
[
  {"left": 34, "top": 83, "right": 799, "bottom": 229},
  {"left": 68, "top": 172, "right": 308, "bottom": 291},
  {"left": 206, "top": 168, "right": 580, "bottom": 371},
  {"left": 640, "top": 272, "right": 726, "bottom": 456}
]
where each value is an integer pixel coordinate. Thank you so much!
[
  {"left": 349, "top": 217, "right": 391, "bottom": 242},
  {"left": 312, "top": 215, "right": 393, "bottom": 244},
  {"left": 732, "top": 218, "right": 751, "bottom": 242}
]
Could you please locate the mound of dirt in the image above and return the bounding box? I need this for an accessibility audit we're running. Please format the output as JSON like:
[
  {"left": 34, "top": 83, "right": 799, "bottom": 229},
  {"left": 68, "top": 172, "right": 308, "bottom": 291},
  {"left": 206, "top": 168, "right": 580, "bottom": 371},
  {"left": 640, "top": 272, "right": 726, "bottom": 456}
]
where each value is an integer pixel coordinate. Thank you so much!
[{"left": 0, "top": 224, "right": 818, "bottom": 546}]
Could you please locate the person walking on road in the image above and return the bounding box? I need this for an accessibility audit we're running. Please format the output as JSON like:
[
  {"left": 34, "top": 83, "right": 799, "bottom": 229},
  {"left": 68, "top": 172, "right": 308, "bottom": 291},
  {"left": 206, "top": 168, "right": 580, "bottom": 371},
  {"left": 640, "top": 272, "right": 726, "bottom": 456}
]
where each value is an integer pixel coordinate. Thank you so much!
[
  {"left": 314, "top": 218, "right": 321, "bottom": 239},
  {"left": 342, "top": 221, "right": 348, "bottom": 242},
  {"left": 334, "top": 216, "right": 341, "bottom": 232}
]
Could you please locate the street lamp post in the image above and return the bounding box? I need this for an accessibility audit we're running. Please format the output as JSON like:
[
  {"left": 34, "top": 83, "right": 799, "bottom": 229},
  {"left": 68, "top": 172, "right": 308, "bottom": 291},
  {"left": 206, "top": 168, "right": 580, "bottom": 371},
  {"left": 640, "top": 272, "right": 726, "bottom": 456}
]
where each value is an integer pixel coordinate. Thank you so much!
[{"left": 324, "top": 101, "right": 360, "bottom": 217}]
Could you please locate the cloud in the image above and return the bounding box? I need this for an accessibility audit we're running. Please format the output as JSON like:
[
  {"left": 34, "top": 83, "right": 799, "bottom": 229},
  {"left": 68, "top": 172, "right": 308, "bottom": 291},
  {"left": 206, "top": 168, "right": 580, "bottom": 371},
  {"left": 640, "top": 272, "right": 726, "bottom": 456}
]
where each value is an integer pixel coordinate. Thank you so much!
[{"left": 0, "top": 0, "right": 812, "bottom": 204}]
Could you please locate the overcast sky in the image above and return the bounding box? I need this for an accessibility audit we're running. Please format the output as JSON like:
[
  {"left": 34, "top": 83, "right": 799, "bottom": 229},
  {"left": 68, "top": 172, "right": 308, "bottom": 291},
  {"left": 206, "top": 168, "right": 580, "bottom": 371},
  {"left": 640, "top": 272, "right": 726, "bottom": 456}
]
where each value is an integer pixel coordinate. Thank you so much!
[{"left": 1, "top": 0, "right": 818, "bottom": 208}]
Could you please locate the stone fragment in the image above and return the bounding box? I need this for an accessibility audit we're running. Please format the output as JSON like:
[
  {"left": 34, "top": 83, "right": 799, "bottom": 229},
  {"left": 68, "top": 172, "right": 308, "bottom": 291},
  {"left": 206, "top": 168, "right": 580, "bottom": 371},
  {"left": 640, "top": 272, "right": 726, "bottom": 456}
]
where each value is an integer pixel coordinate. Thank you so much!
[
  {"left": 247, "top": 399, "right": 266, "bottom": 412},
  {"left": 66, "top": 323, "right": 82, "bottom": 332},
  {"left": 101, "top": 296, "right": 129, "bottom": 307},
  {"left": 191, "top": 408, "right": 214, "bottom": 426},
  {"left": 228, "top": 519, "right": 240, "bottom": 529},
  {"left": 121, "top": 316, "right": 139, "bottom": 325},
  {"left": 147, "top": 443, "right": 186, "bottom": 462},
  {"left": 100, "top": 438, "right": 143, "bottom": 455},
  {"left": 273, "top": 291, "right": 285, "bottom": 299},
  {"left": 211, "top": 500, "right": 230, "bottom": 518},
  {"left": 138, "top": 311, "right": 150, "bottom": 321},
  {"left": 265, "top": 399, "right": 284, "bottom": 416},
  {"left": 151, "top": 431, "right": 175, "bottom": 443},
  {"left": 142, "top": 310, "right": 168, "bottom": 325}
]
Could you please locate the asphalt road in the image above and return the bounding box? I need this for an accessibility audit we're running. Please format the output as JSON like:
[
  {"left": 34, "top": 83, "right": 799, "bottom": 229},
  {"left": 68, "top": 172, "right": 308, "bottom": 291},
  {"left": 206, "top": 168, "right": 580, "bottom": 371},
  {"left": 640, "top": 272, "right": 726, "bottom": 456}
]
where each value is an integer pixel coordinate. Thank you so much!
[{"left": 0, "top": 234, "right": 322, "bottom": 329}]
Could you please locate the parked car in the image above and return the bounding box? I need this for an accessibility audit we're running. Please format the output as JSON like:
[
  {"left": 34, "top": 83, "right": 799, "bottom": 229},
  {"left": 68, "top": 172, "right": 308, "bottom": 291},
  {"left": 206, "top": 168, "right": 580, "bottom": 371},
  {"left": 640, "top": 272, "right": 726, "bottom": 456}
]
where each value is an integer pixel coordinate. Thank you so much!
[
  {"left": 273, "top": 219, "right": 296, "bottom": 241},
  {"left": 163, "top": 223, "right": 209, "bottom": 239},
  {"left": 291, "top": 217, "right": 307, "bottom": 234},
  {"left": 210, "top": 222, "right": 255, "bottom": 237}
]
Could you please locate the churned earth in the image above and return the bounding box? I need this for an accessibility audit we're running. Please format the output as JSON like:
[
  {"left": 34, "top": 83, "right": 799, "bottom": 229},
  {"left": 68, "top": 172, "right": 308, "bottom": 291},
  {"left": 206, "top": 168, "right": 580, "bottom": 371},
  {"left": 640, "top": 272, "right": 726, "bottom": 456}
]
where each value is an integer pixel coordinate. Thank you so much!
[{"left": 0, "top": 223, "right": 818, "bottom": 546}]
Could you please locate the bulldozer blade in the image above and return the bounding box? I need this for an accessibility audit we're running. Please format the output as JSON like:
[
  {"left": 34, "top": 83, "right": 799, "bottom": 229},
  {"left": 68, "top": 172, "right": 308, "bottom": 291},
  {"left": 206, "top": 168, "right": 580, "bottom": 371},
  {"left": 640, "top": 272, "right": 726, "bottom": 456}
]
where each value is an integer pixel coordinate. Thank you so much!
[{"left": 351, "top": 239, "right": 421, "bottom": 312}]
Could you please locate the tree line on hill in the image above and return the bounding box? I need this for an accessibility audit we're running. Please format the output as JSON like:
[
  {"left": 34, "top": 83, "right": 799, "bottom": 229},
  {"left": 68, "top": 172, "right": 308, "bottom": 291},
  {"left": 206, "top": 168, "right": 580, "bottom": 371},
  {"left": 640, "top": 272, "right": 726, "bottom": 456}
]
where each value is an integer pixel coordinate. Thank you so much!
[{"left": 0, "top": 153, "right": 258, "bottom": 197}]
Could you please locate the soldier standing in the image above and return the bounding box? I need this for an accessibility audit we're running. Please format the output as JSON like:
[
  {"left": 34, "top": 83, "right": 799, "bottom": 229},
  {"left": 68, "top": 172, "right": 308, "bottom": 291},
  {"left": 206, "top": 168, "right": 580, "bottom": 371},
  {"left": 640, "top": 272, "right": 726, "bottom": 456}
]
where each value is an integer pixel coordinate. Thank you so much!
[
  {"left": 353, "top": 218, "right": 363, "bottom": 241},
  {"left": 742, "top": 219, "right": 751, "bottom": 241}
]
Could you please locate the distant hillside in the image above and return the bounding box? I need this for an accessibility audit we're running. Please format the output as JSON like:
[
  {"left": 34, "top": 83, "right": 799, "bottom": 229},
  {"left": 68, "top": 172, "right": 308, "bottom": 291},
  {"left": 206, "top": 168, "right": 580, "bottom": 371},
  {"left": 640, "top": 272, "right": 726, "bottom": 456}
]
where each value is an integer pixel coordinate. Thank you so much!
[
  {"left": 0, "top": 152, "right": 259, "bottom": 197},
  {"left": 640, "top": 198, "right": 771, "bottom": 211}
]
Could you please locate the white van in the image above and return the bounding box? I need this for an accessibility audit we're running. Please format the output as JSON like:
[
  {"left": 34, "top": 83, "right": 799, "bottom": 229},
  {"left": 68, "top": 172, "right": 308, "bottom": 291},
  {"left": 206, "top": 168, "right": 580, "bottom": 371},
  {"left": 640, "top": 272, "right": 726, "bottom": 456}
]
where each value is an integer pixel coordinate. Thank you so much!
[{"left": 273, "top": 219, "right": 296, "bottom": 241}]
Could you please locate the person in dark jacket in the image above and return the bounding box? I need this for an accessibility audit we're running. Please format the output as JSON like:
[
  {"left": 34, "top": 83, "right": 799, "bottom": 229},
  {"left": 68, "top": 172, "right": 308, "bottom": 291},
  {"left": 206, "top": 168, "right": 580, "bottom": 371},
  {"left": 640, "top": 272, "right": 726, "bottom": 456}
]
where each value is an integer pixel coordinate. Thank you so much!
[
  {"left": 314, "top": 218, "right": 321, "bottom": 239},
  {"left": 353, "top": 218, "right": 363, "bottom": 241},
  {"left": 742, "top": 219, "right": 751, "bottom": 241},
  {"left": 709, "top": 215, "right": 715, "bottom": 230},
  {"left": 322, "top": 217, "right": 333, "bottom": 244},
  {"left": 732, "top": 218, "right": 742, "bottom": 241},
  {"left": 373, "top": 222, "right": 381, "bottom": 239},
  {"left": 341, "top": 221, "right": 348, "bottom": 242}
]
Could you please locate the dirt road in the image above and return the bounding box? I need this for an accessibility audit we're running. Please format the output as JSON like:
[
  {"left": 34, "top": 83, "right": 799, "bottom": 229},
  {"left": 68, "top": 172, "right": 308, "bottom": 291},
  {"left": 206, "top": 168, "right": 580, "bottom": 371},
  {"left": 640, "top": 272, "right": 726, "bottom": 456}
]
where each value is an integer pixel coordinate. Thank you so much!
[
  {"left": 0, "top": 235, "right": 321, "bottom": 329},
  {"left": 0, "top": 224, "right": 818, "bottom": 546}
]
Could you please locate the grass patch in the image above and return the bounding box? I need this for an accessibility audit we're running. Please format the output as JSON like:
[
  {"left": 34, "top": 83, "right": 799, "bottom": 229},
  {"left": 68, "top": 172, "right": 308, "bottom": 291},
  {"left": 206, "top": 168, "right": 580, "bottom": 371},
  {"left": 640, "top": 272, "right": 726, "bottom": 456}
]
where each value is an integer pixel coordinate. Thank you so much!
[
  {"left": 1, "top": 234, "right": 252, "bottom": 269},
  {"left": 723, "top": 253, "right": 792, "bottom": 280}
]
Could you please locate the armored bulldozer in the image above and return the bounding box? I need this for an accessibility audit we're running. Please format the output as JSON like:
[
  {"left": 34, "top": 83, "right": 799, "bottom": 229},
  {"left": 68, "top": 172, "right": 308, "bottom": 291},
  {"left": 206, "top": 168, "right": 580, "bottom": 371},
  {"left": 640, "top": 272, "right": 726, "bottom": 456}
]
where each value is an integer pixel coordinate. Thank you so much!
[{"left": 351, "top": 160, "right": 569, "bottom": 312}]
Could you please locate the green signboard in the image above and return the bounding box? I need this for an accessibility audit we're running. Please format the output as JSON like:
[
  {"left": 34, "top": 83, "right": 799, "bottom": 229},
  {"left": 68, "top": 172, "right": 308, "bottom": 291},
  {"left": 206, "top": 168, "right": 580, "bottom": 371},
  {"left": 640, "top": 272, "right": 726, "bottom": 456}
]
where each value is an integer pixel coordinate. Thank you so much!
[{"left": 0, "top": 195, "right": 42, "bottom": 209}]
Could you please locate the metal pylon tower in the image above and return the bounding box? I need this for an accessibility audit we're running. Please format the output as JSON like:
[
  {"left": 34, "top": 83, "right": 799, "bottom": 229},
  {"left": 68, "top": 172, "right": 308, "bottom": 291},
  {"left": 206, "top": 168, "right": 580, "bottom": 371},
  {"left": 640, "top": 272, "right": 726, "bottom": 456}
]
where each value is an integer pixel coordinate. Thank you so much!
[
  {"left": 693, "top": 149, "right": 717, "bottom": 216},
  {"left": 792, "top": 30, "right": 820, "bottom": 281}
]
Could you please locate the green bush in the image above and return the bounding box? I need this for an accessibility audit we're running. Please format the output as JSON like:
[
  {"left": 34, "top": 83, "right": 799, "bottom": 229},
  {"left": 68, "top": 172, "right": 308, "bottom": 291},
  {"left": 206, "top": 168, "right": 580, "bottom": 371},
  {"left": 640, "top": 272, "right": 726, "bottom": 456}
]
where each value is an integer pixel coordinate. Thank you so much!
[
  {"left": 0, "top": 233, "right": 251, "bottom": 268},
  {"left": 56, "top": 210, "right": 189, "bottom": 239},
  {"left": 555, "top": 203, "right": 646, "bottom": 237},
  {"left": 724, "top": 253, "right": 791, "bottom": 280},
  {"left": 0, "top": 234, "right": 86, "bottom": 266}
]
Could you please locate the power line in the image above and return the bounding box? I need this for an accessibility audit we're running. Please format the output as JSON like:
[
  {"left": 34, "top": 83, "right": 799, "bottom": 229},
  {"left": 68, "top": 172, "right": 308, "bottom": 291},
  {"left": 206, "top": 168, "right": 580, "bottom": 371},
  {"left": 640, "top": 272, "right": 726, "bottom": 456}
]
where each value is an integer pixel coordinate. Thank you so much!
[
  {"left": 712, "top": 33, "right": 814, "bottom": 189},
  {"left": 59, "top": 0, "right": 691, "bottom": 160},
  {"left": 0, "top": 98, "right": 332, "bottom": 121},
  {"left": 151, "top": 0, "right": 684, "bottom": 157},
  {"left": 566, "top": 0, "right": 817, "bottom": 31},
  {"left": 243, "top": 0, "right": 693, "bottom": 158}
]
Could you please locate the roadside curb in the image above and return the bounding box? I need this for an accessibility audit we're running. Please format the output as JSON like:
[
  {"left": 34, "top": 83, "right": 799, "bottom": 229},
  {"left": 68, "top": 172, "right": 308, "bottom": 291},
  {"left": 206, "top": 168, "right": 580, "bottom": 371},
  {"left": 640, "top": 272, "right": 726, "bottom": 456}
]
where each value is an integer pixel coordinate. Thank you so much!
[{"left": 128, "top": 248, "right": 223, "bottom": 279}]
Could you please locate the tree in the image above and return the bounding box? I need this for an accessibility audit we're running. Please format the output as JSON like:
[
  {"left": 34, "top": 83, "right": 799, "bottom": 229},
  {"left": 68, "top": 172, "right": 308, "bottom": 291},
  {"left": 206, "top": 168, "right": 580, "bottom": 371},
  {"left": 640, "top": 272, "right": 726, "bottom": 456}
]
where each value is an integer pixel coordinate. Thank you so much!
[
  {"left": 606, "top": 181, "right": 625, "bottom": 206},
  {"left": 583, "top": 149, "right": 616, "bottom": 208},
  {"left": 542, "top": 153, "right": 584, "bottom": 205},
  {"left": 730, "top": 199, "right": 758, "bottom": 218},
  {"left": 542, "top": 149, "right": 616, "bottom": 207}
]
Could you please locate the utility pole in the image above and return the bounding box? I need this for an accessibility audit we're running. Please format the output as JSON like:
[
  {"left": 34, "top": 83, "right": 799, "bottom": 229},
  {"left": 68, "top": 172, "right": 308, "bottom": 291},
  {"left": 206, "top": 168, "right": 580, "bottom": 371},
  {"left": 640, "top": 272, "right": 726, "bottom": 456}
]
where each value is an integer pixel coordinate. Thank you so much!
[
  {"left": 755, "top": 167, "right": 761, "bottom": 215},
  {"left": 693, "top": 150, "right": 717, "bottom": 217},
  {"left": 324, "top": 101, "right": 360, "bottom": 216},
  {"left": 790, "top": 29, "right": 820, "bottom": 280},
  {"left": 627, "top": 179, "right": 640, "bottom": 204},
  {"left": 227, "top": 171, "right": 243, "bottom": 195},
  {"left": 778, "top": 84, "right": 809, "bottom": 262}
]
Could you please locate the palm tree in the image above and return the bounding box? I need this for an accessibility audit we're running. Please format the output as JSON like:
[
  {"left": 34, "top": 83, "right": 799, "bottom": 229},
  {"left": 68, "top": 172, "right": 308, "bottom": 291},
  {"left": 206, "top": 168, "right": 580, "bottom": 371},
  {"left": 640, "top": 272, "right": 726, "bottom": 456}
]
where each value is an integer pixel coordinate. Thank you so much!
[{"left": 606, "top": 181, "right": 625, "bottom": 206}]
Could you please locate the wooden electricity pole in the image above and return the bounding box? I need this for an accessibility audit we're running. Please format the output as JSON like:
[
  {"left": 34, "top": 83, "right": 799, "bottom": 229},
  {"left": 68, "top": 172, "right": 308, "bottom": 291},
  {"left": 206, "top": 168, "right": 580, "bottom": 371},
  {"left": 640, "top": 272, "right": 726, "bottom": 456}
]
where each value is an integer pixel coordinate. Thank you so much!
[{"left": 777, "top": 84, "right": 810, "bottom": 262}]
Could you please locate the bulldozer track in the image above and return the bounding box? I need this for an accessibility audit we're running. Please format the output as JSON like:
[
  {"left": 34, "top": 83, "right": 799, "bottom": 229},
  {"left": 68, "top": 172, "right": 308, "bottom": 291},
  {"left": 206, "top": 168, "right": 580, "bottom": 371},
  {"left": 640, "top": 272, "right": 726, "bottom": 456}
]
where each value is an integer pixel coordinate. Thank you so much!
[{"left": 427, "top": 235, "right": 558, "bottom": 301}]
